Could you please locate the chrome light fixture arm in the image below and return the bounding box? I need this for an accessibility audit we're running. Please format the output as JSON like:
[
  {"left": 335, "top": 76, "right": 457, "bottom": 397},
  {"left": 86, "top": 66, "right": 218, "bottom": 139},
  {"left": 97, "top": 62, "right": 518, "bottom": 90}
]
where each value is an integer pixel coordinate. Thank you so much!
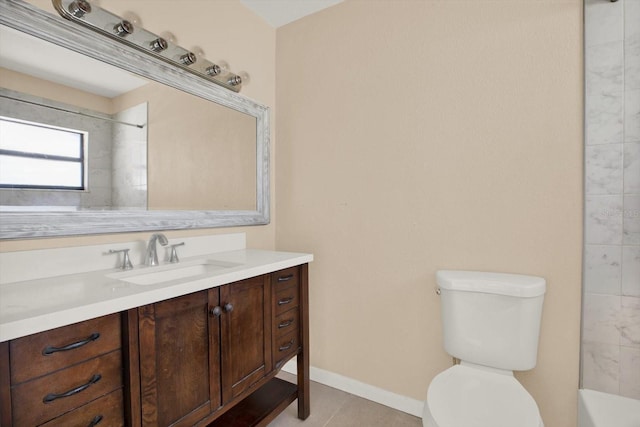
[{"left": 52, "top": 0, "right": 245, "bottom": 92}]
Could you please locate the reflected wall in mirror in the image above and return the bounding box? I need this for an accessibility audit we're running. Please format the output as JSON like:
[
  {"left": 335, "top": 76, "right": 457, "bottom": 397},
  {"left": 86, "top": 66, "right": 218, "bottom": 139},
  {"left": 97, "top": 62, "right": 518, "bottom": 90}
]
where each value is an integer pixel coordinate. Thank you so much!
[
  {"left": 0, "top": 0, "right": 269, "bottom": 238},
  {"left": 136, "top": 83, "right": 257, "bottom": 211}
]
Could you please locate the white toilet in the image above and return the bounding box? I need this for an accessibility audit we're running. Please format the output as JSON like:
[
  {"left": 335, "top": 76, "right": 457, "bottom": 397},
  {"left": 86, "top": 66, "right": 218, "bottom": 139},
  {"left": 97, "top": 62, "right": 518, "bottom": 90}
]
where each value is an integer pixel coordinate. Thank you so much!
[{"left": 423, "top": 270, "right": 546, "bottom": 427}]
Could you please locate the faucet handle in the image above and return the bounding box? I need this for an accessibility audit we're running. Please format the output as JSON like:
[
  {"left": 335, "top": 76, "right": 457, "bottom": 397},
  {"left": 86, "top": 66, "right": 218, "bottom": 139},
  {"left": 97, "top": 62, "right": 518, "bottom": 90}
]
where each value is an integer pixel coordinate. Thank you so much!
[
  {"left": 169, "top": 242, "right": 185, "bottom": 263},
  {"left": 108, "top": 248, "right": 134, "bottom": 270}
]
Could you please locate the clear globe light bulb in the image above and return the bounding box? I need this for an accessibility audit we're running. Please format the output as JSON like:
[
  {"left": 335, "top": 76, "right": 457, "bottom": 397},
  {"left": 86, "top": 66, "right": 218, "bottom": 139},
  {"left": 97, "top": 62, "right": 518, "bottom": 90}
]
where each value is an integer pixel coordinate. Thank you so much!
[
  {"left": 122, "top": 11, "right": 141, "bottom": 26},
  {"left": 238, "top": 71, "right": 250, "bottom": 85},
  {"left": 217, "top": 60, "right": 230, "bottom": 74},
  {"left": 192, "top": 46, "right": 206, "bottom": 59},
  {"left": 160, "top": 31, "right": 177, "bottom": 44}
]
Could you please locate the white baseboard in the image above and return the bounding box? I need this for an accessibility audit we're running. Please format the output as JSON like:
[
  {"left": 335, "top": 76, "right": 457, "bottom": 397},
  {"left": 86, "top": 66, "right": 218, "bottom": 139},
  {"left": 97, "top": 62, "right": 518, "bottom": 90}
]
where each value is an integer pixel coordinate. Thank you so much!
[{"left": 282, "top": 360, "right": 424, "bottom": 418}]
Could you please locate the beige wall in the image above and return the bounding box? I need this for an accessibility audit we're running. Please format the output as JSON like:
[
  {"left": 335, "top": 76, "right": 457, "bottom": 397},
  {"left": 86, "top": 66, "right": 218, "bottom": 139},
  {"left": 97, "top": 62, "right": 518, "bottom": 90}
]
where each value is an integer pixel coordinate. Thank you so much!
[
  {"left": 1, "top": 0, "right": 276, "bottom": 251},
  {"left": 276, "top": 1, "right": 583, "bottom": 426},
  {"left": 1, "top": 67, "right": 113, "bottom": 113}
]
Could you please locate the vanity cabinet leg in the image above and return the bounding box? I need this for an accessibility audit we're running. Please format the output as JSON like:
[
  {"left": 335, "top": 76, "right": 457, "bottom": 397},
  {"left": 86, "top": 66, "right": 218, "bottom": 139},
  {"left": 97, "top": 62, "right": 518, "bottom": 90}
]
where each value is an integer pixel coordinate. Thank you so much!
[
  {"left": 122, "top": 309, "right": 141, "bottom": 427},
  {"left": 297, "top": 263, "right": 310, "bottom": 420},
  {"left": 0, "top": 341, "right": 12, "bottom": 426}
]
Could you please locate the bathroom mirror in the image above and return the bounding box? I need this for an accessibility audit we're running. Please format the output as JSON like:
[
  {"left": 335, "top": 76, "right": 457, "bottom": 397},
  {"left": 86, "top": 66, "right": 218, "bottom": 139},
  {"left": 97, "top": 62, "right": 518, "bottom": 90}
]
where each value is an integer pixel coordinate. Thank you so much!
[{"left": 0, "top": 0, "right": 269, "bottom": 239}]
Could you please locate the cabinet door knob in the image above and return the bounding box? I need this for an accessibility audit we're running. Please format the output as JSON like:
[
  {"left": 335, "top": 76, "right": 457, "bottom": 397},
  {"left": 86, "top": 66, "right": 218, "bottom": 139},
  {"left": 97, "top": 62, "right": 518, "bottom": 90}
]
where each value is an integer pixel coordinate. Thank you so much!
[
  {"left": 224, "top": 303, "right": 234, "bottom": 313},
  {"left": 210, "top": 306, "right": 222, "bottom": 317}
]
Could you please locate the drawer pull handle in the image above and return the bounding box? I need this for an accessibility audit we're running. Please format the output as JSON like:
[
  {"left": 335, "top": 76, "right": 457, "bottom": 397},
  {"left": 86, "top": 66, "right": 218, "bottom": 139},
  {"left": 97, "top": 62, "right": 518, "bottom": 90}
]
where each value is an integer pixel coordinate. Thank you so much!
[
  {"left": 88, "top": 415, "right": 103, "bottom": 427},
  {"left": 42, "top": 332, "right": 100, "bottom": 355},
  {"left": 43, "top": 374, "right": 102, "bottom": 403},
  {"left": 279, "top": 339, "right": 295, "bottom": 352},
  {"left": 278, "top": 274, "right": 294, "bottom": 282},
  {"left": 278, "top": 297, "right": 294, "bottom": 306},
  {"left": 278, "top": 319, "right": 294, "bottom": 329}
]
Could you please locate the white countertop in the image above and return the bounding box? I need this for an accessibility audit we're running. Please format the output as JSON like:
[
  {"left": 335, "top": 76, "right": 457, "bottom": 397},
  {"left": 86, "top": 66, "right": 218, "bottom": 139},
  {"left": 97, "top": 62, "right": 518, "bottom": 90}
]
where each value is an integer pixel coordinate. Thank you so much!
[{"left": 0, "top": 249, "right": 313, "bottom": 342}]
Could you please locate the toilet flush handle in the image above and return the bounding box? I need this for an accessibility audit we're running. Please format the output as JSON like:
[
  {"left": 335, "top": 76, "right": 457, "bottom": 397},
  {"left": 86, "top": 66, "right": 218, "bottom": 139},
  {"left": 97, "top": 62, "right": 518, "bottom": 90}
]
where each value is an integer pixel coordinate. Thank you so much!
[{"left": 435, "top": 287, "right": 441, "bottom": 295}]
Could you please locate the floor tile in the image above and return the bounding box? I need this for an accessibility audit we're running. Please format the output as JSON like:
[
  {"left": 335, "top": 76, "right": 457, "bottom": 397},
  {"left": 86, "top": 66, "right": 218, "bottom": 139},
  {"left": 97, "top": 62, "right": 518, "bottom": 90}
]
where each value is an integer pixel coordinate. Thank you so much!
[
  {"left": 270, "top": 372, "right": 353, "bottom": 427},
  {"left": 326, "top": 395, "right": 422, "bottom": 427},
  {"left": 270, "top": 372, "right": 421, "bottom": 427}
]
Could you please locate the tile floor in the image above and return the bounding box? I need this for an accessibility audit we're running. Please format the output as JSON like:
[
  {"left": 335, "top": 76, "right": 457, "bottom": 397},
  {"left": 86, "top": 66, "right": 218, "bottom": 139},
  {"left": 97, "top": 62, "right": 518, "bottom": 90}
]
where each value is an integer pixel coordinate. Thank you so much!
[{"left": 270, "top": 373, "right": 422, "bottom": 427}]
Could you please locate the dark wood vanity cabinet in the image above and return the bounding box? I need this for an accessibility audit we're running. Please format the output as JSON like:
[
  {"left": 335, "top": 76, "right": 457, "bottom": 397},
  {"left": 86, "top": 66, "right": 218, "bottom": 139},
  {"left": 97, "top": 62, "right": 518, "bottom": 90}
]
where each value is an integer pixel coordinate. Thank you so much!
[
  {"left": 136, "top": 290, "right": 221, "bottom": 426},
  {"left": 0, "top": 264, "right": 309, "bottom": 427},
  {"left": 135, "top": 275, "right": 272, "bottom": 426},
  {"left": 0, "top": 314, "right": 124, "bottom": 426},
  {"left": 129, "top": 266, "right": 309, "bottom": 427},
  {"left": 219, "top": 275, "right": 273, "bottom": 403}
]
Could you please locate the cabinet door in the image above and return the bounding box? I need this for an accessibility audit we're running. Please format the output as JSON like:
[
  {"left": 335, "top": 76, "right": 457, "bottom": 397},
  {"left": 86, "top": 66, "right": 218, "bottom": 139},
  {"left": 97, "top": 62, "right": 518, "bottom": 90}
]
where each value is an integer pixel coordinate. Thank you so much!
[
  {"left": 220, "top": 275, "right": 272, "bottom": 402},
  {"left": 138, "top": 291, "right": 221, "bottom": 427}
]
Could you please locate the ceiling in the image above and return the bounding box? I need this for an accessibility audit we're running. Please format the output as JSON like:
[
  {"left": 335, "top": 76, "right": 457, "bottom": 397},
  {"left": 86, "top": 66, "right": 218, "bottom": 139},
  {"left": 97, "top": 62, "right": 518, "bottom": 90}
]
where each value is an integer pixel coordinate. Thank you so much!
[{"left": 240, "top": 0, "right": 344, "bottom": 28}]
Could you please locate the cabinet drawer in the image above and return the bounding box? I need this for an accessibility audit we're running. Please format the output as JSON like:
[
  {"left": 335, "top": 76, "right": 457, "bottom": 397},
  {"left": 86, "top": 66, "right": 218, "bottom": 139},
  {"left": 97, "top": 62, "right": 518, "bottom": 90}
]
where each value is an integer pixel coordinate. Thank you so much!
[
  {"left": 12, "top": 350, "right": 123, "bottom": 426},
  {"left": 274, "top": 285, "right": 299, "bottom": 316},
  {"left": 39, "top": 389, "right": 124, "bottom": 427},
  {"left": 10, "top": 314, "right": 121, "bottom": 384},
  {"left": 274, "top": 330, "right": 299, "bottom": 367},
  {"left": 274, "top": 310, "right": 299, "bottom": 338},
  {"left": 272, "top": 267, "right": 299, "bottom": 290}
]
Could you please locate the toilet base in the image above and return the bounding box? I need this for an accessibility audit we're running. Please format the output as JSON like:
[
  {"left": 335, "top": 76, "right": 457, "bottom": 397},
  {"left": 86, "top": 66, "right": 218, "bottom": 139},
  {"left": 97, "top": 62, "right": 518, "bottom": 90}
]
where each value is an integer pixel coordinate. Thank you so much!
[
  {"left": 422, "top": 365, "right": 544, "bottom": 427},
  {"left": 423, "top": 402, "right": 544, "bottom": 427},
  {"left": 422, "top": 403, "right": 437, "bottom": 427}
]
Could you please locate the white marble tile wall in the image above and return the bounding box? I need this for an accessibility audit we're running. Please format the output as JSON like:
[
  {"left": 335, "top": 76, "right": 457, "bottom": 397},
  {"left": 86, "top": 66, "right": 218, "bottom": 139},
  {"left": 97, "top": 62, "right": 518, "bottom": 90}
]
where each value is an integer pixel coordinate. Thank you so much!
[
  {"left": 583, "top": 0, "right": 640, "bottom": 400},
  {"left": 112, "top": 103, "right": 147, "bottom": 209}
]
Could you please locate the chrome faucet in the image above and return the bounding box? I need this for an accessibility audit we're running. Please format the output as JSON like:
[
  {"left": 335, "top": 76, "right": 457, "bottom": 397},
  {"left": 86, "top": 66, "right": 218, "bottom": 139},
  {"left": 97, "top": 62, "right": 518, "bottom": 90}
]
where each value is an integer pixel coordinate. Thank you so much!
[{"left": 145, "top": 233, "right": 168, "bottom": 266}]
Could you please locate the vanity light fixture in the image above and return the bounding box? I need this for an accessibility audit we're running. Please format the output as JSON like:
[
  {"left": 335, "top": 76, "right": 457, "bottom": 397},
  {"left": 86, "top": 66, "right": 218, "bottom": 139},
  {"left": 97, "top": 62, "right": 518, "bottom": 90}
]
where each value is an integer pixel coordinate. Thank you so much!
[
  {"left": 68, "top": 0, "right": 90, "bottom": 18},
  {"left": 228, "top": 75, "right": 242, "bottom": 86},
  {"left": 113, "top": 20, "right": 133, "bottom": 37},
  {"left": 206, "top": 64, "right": 222, "bottom": 76},
  {"left": 150, "top": 37, "right": 168, "bottom": 52},
  {"left": 52, "top": 0, "right": 245, "bottom": 92},
  {"left": 180, "top": 52, "right": 197, "bottom": 65}
]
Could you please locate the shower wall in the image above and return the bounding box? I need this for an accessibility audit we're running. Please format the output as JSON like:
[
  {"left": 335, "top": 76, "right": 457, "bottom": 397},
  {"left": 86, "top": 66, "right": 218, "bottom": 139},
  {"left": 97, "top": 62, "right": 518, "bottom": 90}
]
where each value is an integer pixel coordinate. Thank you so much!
[
  {"left": 112, "top": 103, "right": 147, "bottom": 209},
  {"left": 582, "top": 0, "right": 640, "bottom": 399}
]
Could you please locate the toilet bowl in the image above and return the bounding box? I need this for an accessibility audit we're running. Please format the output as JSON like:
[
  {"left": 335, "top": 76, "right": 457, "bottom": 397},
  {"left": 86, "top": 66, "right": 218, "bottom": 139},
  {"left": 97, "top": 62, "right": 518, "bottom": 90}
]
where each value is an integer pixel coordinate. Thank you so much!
[
  {"left": 423, "top": 270, "right": 546, "bottom": 427},
  {"left": 422, "top": 364, "right": 544, "bottom": 427}
]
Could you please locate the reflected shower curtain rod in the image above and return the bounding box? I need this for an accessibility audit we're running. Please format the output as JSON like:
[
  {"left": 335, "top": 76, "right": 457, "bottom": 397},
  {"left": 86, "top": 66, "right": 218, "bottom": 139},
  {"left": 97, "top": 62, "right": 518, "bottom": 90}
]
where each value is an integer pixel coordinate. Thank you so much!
[{"left": 0, "top": 94, "right": 145, "bottom": 128}]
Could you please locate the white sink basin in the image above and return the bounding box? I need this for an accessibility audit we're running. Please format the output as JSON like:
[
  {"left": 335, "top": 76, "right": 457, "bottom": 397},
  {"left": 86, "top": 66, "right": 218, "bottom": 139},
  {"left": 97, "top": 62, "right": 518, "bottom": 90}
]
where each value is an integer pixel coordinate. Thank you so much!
[{"left": 107, "top": 259, "right": 240, "bottom": 286}]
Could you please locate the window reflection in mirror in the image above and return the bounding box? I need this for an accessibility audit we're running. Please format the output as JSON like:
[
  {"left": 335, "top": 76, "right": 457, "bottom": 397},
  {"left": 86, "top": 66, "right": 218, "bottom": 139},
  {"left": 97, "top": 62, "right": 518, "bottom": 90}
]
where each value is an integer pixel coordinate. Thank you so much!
[{"left": 0, "top": 117, "right": 86, "bottom": 190}]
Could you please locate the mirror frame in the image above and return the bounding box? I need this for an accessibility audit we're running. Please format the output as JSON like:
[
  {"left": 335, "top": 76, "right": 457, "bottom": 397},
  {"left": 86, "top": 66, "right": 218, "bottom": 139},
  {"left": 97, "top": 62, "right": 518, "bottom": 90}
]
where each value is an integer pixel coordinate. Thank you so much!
[{"left": 0, "top": 0, "right": 270, "bottom": 239}]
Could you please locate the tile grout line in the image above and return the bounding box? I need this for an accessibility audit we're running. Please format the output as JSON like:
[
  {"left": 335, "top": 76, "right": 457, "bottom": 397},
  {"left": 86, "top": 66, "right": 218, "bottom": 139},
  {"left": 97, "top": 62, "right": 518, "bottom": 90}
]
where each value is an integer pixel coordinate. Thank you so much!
[{"left": 321, "top": 393, "right": 355, "bottom": 427}]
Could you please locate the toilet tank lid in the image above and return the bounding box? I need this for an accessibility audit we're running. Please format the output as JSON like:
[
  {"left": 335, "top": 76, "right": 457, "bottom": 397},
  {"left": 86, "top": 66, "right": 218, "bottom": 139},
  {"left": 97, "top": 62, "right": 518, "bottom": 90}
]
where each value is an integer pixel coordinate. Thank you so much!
[{"left": 436, "top": 270, "right": 546, "bottom": 297}]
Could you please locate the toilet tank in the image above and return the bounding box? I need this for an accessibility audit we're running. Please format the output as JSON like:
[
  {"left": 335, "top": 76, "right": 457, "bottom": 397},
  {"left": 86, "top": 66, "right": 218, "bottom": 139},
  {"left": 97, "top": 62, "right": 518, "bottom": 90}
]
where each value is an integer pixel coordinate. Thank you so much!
[{"left": 436, "top": 270, "right": 546, "bottom": 371}]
